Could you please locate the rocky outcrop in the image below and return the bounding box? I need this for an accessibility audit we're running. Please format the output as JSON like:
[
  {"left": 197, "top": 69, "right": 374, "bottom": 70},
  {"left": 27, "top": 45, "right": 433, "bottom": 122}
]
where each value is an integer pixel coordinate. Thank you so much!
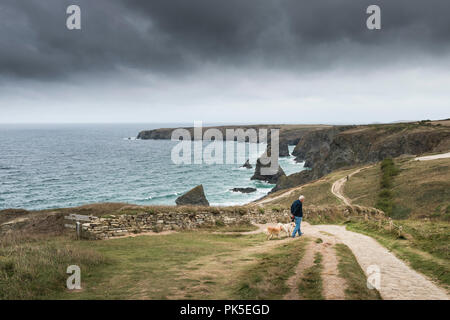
[
  {"left": 292, "top": 126, "right": 354, "bottom": 166},
  {"left": 279, "top": 140, "right": 290, "bottom": 157},
  {"left": 270, "top": 170, "right": 314, "bottom": 193},
  {"left": 231, "top": 187, "right": 257, "bottom": 193},
  {"left": 267, "top": 139, "right": 290, "bottom": 157},
  {"left": 241, "top": 159, "right": 252, "bottom": 169},
  {"left": 273, "top": 122, "right": 450, "bottom": 192},
  {"left": 251, "top": 155, "right": 286, "bottom": 184},
  {"left": 175, "top": 185, "right": 209, "bottom": 206}
]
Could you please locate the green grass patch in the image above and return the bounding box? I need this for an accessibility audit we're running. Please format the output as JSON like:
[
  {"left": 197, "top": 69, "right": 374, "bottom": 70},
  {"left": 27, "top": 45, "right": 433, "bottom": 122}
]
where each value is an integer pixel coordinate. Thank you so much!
[
  {"left": 334, "top": 244, "right": 381, "bottom": 300},
  {"left": 1, "top": 231, "right": 267, "bottom": 300},
  {"left": 297, "top": 252, "right": 324, "bottom": 300},
  {"left": 375, "top": 158, "right": 412, "bottom": 219},
  {"left": 235, "top": 238, "right": 309, "bottom": 299},
  {"left": 199, "top": 221, "right": 258, "bottom": 233},
  {"left": 0, "top": 235, "right": 107, "bottom": 300}
]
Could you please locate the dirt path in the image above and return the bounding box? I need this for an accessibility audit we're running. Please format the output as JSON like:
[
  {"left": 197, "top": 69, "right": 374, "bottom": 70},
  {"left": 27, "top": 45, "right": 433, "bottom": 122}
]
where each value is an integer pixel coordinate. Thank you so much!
[
  {"left": 256, "top": 187, "right": 303, "bottom": 205},
  {"left": 331, "top": 166, "right": 371, "bottom": 205},
  {"left": 317, "top": 236, "right": 347, "bottom": 299},
  {"left": 302, "top": 222, "right": 449, "bottom": 300},
  {"left": 255, "top": 177, "right": 328, "bottom": 205},
  {"left": 284, "top": 235, "right": 347, "bottom": 300},
  {"left": 160, "top": 219, "right": 448, "bottom": 300},
  {"left": 284, "top": 240, "right": 316, "bottom": 300},
  {"left": 414, "top": 152, "right": 450, "bottom": 161},
  {"left": 167, "top": 230, "right": 294, "bottom": 299}
]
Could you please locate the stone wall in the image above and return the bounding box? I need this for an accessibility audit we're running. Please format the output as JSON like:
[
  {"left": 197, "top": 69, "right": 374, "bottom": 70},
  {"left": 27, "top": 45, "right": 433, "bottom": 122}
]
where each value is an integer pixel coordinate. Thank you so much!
[
  {"left": 80, "top": 207, "right": 288, "bottom": 239},
  {"left": 79, "top": 205, "right": 383, "bottom": 240}
]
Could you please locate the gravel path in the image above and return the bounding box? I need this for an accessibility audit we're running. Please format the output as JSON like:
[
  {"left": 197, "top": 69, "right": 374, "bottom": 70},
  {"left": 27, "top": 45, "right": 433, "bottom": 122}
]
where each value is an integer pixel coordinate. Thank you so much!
[
  {"left": 328, "top": 165, "right": 448, "bottom": 299},
  {"left": 414, "top": 152, "right": 450, "bottom": 161},
  {"left": 331, "top": 166, "right": 371, "bottom": 205},
  {"left": 303, "top": 222, "right": 449, "bottom": 300}
]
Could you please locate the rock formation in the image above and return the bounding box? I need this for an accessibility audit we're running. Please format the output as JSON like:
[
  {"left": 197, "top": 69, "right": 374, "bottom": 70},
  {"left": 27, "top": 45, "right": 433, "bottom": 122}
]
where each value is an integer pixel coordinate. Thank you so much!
[
  {"left": 270, "top": 170, "right": 314, "bottom": 193},
  {"left": 230, "top": 187, "right": 257, "bottom": 193},
  {"left": 273, "top": 122, "right": 450, "bottom": 192},
  {"left": 175, "top": 185, "right": 210, "bottom": 206},
  {"left": 251, "top": 155, "right": 286, "bottom": 184},
  {"left": 241, "top": 159, "right": 252, "bottom": 169}
]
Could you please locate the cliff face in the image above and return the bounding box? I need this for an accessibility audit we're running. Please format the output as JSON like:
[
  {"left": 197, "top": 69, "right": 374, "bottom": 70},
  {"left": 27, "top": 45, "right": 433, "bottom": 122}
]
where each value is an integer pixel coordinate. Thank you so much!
[
  {"left": 137, "top": 125, "right": 329, "bottom": 158},
  {"left": 137, "top": 124, "right": 328, "bottom": 142},
  {"left": 274, "top": 122, "right": 450, "bottom": 191},
  {"left": 270, "top": 170, "right": 314, "bottom": 193},
  {"left": 292, "top": 126, "right": 355, "bottom": 166}
]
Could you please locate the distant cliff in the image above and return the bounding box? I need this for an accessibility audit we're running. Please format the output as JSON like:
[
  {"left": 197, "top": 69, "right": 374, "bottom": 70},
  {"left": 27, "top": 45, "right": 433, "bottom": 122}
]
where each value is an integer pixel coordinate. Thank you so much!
[
  {"left": 137, "top": 124, "right": 329, "bottom": 143},
  {"left": 274, "top": 121, "right": 450, "bottom": 192}
]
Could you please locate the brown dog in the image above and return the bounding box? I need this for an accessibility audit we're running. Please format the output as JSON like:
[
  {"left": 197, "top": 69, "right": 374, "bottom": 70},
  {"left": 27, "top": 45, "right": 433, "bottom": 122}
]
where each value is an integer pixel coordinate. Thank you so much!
[{"left": 266, "top": 226, "right": 283, "bottom": 240}]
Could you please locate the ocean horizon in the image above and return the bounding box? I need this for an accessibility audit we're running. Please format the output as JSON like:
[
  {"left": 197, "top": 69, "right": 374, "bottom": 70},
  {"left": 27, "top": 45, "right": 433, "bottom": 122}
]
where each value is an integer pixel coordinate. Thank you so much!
[{"left": 0, "top": 123, "right": 305, "bottom": 210}]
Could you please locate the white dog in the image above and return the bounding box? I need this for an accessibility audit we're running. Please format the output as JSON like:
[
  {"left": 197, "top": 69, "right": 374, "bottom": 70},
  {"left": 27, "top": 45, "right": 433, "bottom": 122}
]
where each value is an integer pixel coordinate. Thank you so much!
[{"left": 277, "top": 222, "right": 295, "bottom": 237}]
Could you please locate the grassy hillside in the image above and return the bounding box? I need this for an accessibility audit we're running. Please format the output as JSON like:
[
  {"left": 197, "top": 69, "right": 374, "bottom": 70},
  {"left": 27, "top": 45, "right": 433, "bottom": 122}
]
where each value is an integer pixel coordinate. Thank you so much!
[
  {"left": 256, "top": 168, "right": 357, "bottom": 209},
  {"left": 345, "top": 157, "right": 450, "bottom": 220}
]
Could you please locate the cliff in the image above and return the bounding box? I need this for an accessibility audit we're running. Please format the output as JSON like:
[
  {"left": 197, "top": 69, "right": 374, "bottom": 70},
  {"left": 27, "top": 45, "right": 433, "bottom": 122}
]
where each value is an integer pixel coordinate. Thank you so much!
[
  {"left": 274, "top": 121, "right": 450, "bottom": 192},
  {"left": 137, "top": 124, "right": 329, "bottom": 154}
]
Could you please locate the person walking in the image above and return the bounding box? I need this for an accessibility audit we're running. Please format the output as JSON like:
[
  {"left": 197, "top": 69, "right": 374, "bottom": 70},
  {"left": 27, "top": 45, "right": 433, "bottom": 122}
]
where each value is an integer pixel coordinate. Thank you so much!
[{"left": 291, "top": 195, "right": 304, "bottom": 238}]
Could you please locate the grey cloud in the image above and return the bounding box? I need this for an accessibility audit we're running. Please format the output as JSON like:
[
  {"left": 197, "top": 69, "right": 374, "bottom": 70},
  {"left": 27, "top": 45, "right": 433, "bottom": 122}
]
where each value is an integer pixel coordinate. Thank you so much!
[{"left": 1, "top": 0, "right": 450, "bottom": 80}]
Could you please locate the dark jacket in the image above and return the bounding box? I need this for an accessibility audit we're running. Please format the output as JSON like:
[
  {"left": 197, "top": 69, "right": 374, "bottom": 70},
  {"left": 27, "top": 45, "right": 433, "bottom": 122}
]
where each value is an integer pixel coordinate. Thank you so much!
[{"left": 291, "top": 199, "right": 303, "bottom": 217}]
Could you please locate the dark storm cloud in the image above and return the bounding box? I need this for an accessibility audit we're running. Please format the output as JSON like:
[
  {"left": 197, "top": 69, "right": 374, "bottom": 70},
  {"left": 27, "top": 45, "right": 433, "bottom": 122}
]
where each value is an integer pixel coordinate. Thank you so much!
[{"left": 1, "top": 0, "right": 450, "bottom": 79}]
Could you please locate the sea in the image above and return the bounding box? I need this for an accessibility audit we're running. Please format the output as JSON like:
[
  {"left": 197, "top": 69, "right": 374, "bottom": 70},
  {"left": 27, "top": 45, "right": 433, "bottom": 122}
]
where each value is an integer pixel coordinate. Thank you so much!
[{"left": 0, "top": 124, "right": 305, "bottom": 210}]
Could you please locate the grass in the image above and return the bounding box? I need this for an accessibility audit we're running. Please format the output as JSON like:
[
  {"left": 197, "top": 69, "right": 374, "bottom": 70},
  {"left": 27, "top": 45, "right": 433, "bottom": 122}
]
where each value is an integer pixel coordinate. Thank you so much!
[
  {"left": 198, "top": 221, "right": 258, "bottom": 233},
  {"left": 0, "top": 233, "right": 107, "bottom": 300},
  {"left": 235, "top": 238, "right": 309, "bottom": 299},
  {"left": 345, "top": 157, "right": 450, "bottom": 220},
  {"left": 262, "top": 168, "right": 354, "bottom": 208},
  {"left": 297, "top": 251, "right": 324, "bottom": 299},
  {"left": 29, "top": 202, "right": 257, "bottom": 219},
  {"left": 56, "top": 232, "right": 266, "bottom": 299},
  {"left": 334, "top": 244, "right": 381, "bottom": 300},
  {"left": 0, "top": 231, "right": 268, "bottom": 300},
  {"left": 374, "top": 158, "right": 410, "bottom": 218}
]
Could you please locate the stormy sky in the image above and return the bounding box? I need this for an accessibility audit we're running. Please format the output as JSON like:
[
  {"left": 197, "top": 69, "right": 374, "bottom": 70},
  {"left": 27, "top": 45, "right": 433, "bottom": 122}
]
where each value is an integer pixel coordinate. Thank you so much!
[{"left": 0, "top": 0, "right": 449, "bottom": 124}]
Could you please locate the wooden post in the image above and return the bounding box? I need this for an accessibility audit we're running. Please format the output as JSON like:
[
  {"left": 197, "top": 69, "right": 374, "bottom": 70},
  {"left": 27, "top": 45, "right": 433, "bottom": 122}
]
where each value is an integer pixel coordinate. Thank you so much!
[
  {"left": 398, "top": 226, "right": 403, "bottom": 238},
  {"left": 389, "top": 219, "right": 393, "bottom": 231},
  {"left": 364, "top": 213, "right": 368, "bottom": 221},
  {"left": 76, "top": 222, "right": 81, "bottom": 240}
]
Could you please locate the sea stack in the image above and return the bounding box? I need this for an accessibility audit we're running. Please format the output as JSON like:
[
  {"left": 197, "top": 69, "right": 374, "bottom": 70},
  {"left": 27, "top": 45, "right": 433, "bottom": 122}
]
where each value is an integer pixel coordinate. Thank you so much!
[
  {"left": 175, "top": 185, "right": 210, "bottom": 206},
  {"left": 241, "top": 159, "right": 252, "bottom": 169},
  {"left": 267, "top": 140, "right": 290, "bottom": 157},
  {"left": 251, "top": 155, "right": 286, "bottom": 184}
]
